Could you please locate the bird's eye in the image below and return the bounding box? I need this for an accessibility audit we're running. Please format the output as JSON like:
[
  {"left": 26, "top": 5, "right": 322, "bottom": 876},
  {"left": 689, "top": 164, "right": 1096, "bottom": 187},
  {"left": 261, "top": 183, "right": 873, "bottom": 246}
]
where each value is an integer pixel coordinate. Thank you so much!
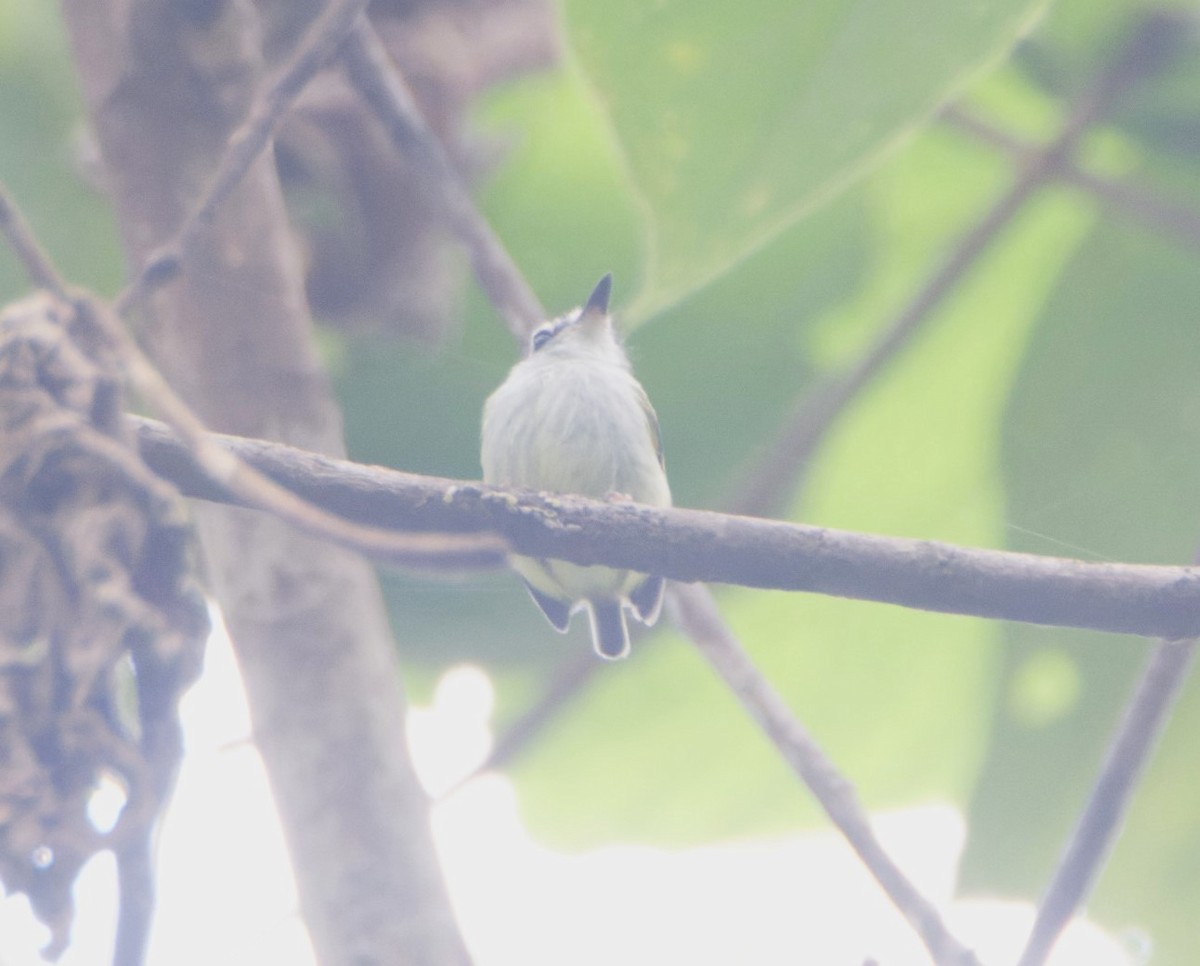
[{"left": 531, "top": 326, "right": 556, "bottom": 351}]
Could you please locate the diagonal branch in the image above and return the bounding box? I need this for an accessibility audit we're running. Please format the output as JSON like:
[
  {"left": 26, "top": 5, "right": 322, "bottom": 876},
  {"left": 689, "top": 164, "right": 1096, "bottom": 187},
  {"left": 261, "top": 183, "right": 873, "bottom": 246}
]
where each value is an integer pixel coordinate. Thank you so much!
[
  {"left": 0, "top": 179, "right": 506, "bottom": 572},
  {"left": 727, "top": 11, "right": 1186, "bottom": 519},
  {"left": 131, "top": 415, "right": 1200, "bottom": 641},
  {"left": 1, "top": 2, "right": 508, "bottom": 571},
  {"left": 439, "top": 650, "right": 599, "bottom": 800},
  {"left": 0, "top": 191, "right": 71, "bottom": 295},
  {"left": 113, "top": 0, "right": 372, "bottom": 318},
  {"left": 942, "top": 106, "right": 1200, "bottom": 250},
  {"left": 669, "top": 583, "right": 981, "bottom": 965},
  {"left": 1016, "top": 635, "right": 1197, "bottom": 965},
  {"left": 340, "top": 17, "right": 546, "bottom": 339},
  {"left": 92, "top": 282, "right": 507, "bottom": 570}
]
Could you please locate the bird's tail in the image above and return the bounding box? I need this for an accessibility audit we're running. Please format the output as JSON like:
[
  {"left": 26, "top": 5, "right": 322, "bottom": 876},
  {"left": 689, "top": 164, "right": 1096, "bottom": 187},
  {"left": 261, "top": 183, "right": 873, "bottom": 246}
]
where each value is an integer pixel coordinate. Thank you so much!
[{"left": 587, "top": 599, "right": 630, "bottom": 660}]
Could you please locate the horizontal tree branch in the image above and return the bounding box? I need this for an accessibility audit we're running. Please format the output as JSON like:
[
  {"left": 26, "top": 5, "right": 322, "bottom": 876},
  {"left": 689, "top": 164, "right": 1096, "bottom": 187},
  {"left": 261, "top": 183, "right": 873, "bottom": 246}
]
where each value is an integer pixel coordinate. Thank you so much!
[{"left": 130, "top": 416, "right": 1200, "bottom": 640}]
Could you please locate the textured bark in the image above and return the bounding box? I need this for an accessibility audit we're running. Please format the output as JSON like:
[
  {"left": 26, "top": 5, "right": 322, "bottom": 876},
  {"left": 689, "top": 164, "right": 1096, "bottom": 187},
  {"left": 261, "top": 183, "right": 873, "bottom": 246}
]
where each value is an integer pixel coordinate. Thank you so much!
[
  {"left": 132, "top": 416, "right": 1200, "bottom": 642},
  {"left": 61, "top": 2, "right": 470, "bottom": 963}
]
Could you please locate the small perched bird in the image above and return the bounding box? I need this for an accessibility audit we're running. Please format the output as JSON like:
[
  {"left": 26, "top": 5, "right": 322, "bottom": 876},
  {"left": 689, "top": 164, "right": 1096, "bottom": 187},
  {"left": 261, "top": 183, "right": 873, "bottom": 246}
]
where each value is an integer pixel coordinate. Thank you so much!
[{"left": 481, "top": 274, "right": 671, "bottom": 659}]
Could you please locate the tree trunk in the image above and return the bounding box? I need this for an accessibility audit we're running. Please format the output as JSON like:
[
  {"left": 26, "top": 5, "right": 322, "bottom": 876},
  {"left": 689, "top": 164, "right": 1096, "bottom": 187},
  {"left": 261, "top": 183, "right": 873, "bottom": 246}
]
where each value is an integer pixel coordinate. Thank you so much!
[{"left": 60, "top": 2, "right": 471, "bottom": 962}]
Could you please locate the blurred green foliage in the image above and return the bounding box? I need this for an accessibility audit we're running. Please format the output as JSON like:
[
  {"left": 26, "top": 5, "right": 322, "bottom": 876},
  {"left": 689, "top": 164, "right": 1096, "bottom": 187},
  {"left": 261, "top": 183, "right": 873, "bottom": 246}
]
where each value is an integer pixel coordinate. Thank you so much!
[
  {"left": 0, "top": 7, "right": 122, "bottom": 297},
  {"left": 2, "top": 0, "right": 1199, "bottom": 960},
  {"left": 563, "top": 0, "right": 1053, "bottom": 319}
]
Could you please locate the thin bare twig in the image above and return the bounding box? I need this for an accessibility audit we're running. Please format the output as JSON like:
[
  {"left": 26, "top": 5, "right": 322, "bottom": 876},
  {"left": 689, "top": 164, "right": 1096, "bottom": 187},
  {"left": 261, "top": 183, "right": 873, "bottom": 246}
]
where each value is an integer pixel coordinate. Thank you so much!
[
  {"left": 90, "top": 293, "right": 507, "bottom": 569},
  {"left": 445, "top": 662, "right": 601, "bottom": 795},
  {"left": 1016, "top": 638, "right": 1197, "bottom": 965},
  {"left": 438, "top": 649, "right": 598, "bottom": 800},
  {"left": 1, "top": 1, "right": 509, "bottom": 572},
  {"left": 340, "top": 17, "right": 546, "bottom": 340},
  {"left": 0, "top": 178, "right": 507, "bottom": 571},
  {"left": 669, "top": 582, "right": 981, "bottom": 965},
  {"left": 130, "top": 415, "right": 1200, "bottom": 640},
  {"left": 728, "top": 12, "right": 1184, "bottom": 519},
  {"left": 0, "top": 192, "right": 71, "bottom": 296},
  {"left": 113, "top": 0, "right": 371, "bottom": 318},
  {"left": 332, "top": 15, "right": 571, "bottom": 786},
  {"left": 943, "top": 106, "right": 1200, "bottom": 249}
]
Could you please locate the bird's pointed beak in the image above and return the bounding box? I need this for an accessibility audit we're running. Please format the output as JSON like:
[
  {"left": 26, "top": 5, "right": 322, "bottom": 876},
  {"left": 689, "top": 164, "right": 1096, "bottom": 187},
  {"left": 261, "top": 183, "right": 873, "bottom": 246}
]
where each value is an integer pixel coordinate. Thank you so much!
[{"left": 583, "top": 273, "right": 613, "bottom": 318}]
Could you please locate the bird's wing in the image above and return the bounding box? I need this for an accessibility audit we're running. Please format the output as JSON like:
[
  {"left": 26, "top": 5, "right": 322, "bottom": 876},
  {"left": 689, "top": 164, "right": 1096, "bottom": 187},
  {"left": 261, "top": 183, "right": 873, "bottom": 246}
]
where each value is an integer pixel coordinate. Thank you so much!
[{"left": 638, "top": 384, "right": 666, "bottom": 470}]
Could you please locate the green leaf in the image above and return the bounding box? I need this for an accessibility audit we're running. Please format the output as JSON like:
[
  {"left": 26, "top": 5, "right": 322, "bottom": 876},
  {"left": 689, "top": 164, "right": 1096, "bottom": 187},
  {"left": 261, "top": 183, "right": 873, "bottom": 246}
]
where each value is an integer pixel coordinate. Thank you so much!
[
  {"left": 962, "top": 195, "right": 1200, "bottom": 965},
  {"left": 476, "top": 70, "right": 644, "bottom": 314},
  {"left": 511, "top": 82, "right": 1096, "bottom": 845},
  {"left": 957, "top": 17, "right": 1200, "bottom": 961},
  {"left": 563, "top": 0, "right": 1052, "bottom": 319}
]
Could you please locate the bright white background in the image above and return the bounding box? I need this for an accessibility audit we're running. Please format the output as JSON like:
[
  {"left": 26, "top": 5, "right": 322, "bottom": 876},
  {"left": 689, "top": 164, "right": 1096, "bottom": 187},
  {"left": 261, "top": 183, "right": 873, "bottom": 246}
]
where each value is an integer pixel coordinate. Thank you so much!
[{"left": 0, "top": 612, "right": 1143, "bottom": 965}]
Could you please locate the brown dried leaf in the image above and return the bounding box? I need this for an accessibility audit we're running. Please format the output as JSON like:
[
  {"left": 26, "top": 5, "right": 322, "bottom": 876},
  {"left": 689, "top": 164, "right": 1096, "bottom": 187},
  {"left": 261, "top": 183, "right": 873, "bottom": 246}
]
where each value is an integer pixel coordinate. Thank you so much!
[{"left": 0, "top": 293, "right": 207, "bottom": 957}]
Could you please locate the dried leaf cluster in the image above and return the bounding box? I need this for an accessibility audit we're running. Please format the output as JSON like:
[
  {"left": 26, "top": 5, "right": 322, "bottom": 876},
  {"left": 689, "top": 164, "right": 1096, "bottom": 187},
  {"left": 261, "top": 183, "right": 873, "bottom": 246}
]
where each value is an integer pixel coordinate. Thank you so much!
[{"left": 0, "top": 294, "right": 207, "bottom": 955}]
